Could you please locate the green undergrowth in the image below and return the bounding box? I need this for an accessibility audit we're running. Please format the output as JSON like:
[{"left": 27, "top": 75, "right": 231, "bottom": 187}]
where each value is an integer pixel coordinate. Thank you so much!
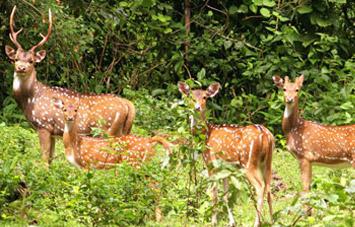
[{"left": 0, "top": 90, "right": 354, "bottom": 226}]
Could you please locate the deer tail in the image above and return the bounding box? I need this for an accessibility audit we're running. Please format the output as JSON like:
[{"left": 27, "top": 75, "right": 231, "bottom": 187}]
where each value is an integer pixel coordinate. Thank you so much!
[
  {"left": 123, "top": 100, "right": 136, "bottom": 134},
  {"left": 151, "top": 136, "right": 173, "bottom": 157}
]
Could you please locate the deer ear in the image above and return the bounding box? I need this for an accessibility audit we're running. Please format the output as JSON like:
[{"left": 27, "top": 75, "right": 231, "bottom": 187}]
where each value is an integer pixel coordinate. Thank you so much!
[
  {"left": 272, "top": 75, "right": 284, "bottom": 89},
  {"left": 52, "top": 98, "right": 64, "bottom": 109},
  {"left": 296, "top": 74, "right": 304, "bottom": 87},
  {"left": 206, "top": 82, "right": 221, "bottom": 97},
  {"left": 5, "top": 45, "right": 16, "bottom": 60},
  {"left": 178, "top": 81, "right": 190, "bottom": 96},
  {"left": 35, "top": 50, "right": 46, "bottom": 63}
]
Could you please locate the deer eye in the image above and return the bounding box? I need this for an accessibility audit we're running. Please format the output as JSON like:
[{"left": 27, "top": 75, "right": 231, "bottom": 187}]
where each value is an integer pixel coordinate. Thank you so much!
[
  {"left": 296, "top": 89, "right": 299, "bottom": 92},
  {"left": 29, "top": 60, "right": 34, "bottom": 64},
  {"left": 283, "top": 88, "right": 286, "bottom": 91},
  {"left": 63, "top": 108, "right": 67, "bottom": 112},
  {"left": 74, "top": 109, "right": 78, "bottom": 112}
]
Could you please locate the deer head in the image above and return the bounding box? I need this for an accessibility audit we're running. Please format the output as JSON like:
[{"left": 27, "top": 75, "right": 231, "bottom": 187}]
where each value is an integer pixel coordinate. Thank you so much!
[
  {"left": 52, "top": 98, "right": 79, "bottom": 129},
  {"left": 178, "top": 81, "right": 221, "bottom": 114},
  {"left": 273, "top": 75, "right": 304, "bottom": 104},
  {"left": 5, "top": 6, "right": 52, "bottom": 76}
]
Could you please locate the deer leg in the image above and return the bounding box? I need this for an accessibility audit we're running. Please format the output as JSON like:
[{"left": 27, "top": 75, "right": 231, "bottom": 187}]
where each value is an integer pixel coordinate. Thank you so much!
[
  {"left": 155, "top": 206, "right": 162, "bottom": 222},
  {"left": 246, "top": 168, "right": 265, "bottom": 227},
  {"left": 223, "top": 178, "right": 235, "bottom": 227},
  {"left": 211, "top": 181, "right": 218, "bottom": 226},
  {"left": 38, "top": 129, "right": 53, "bottom": 167},
  {"left": 264, "top": 153, "right": 273, "bottom": 223},
  {"left": 299, "top": 159, "right": 312, "bottom": 193},
  {"left": 299, "top": 159, "right": 312, "bottom": 215},
  {"left": 50, "top": 136, "right": 56, "bottom": 161}
]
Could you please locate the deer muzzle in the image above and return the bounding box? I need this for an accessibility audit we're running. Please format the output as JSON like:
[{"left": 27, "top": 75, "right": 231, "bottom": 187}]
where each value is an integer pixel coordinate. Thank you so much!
[{"left": 286, "top": 97, "right": 294, "bottom": 103}]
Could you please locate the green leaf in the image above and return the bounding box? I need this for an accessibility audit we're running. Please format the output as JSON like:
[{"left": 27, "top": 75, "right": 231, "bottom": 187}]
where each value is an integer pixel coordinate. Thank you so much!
[
  {"left": 212, "top": 169, "right": 231, "bottom": 180},
  {"left": 345, "top": 180, "right": 355, "bottom": 194},
  {"left": 119, "top": 1, "right": 129, "bottom": 7},
  {"left": 197, "top": 68, "right": 206, "bottom": 80},
  {"left": 229, "top": 6, "right": 239, "bottom": 15},
  {"left": 260, "top": 8, "right": 271, "bottom": 18},
  {"left": 340, "top": 102, "right": 354, "bottom": 110},
  {"left": 253, "top": 0, "right": 263, "bottom": 6},
  {"left": 238, "top": 5, "right": 249, "bottom": 14},
  {"left": 326, "top": 194, "right": 339, "bottom": 203},
  {"left": 224, "top": 40, "right": 233, "bottom": 49},
  {"left": 249, "top": 4, "right": 258, "bottom": 14},
  {"left": 141, "top": 0, "right": 154, "bottom": 7},
  {"left": 230, "top": 176, "right": 242, "bottom": 189},
  {"left": 151, "top": 89, "right": 165, "bottom": 97},
  {"left": 297, "top": 6, "right": 313, "bottom": 14},
  {"left": 263, "top": 0, "right": 276, "bottom": 7},
  {"left": 164, "top": 27, "right": 172, "bottom": 34},
  {"left": 152, "top": 13, "right": 171, "bottom": 23}
]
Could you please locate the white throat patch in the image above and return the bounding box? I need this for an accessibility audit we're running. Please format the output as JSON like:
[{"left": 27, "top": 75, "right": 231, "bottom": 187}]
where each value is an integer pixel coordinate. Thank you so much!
[
  {"left": 284, "top": 104, "right": 294, "bottom": 118},
  {"left": 13, "top": 73, "right": 22, "bottom": 91},
  {"left": 64, "top": 122, "right": 73, "bottom": 133}
]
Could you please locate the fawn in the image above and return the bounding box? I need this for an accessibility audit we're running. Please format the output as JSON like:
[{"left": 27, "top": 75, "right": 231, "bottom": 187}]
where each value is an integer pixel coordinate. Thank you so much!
[
  {"left": 178, "top": 82, "right": 274, "bottom": 227},
  {"left": 52, "top": 98, "right": 171, "bottom": 170},
  {"left": 53, "top": 97, "right": 171, "bottom": 222}
]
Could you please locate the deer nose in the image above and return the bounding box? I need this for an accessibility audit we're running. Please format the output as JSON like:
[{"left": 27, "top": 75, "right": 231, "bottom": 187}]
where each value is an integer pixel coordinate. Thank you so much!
[
  {"left": 67, "top": 116, "right": 74, "bottom": 121},
  {"left": 16, "top": 65, "right": 26, "bottom": 72},
  {"left": 286, "top": 97, "right": 294, "bottom": 103},
  {"left": 194, "top": 103, "right": 201, "bottom": 111}
]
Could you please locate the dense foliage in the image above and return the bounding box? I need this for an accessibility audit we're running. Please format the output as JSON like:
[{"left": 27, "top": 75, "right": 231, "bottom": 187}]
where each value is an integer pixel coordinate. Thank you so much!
[
  {"left": 0, "top": 0, "right": 354, "bottom": 226},
  {"left": 0, "top": 0, "right": 354, "bottom": 127}
]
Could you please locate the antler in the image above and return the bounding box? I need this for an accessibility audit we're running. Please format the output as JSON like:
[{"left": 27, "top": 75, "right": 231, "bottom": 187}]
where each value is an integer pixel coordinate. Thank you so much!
[
  {"left": 30, "top": 8, "right": 52, "bottom": 52},
  {"left": 9, "top": 5, "right": 23, "bottom": 49}
]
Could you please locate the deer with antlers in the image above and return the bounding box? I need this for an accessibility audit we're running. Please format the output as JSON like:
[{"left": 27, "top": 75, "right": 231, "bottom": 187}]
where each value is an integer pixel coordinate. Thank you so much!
[
  {"left": 178, "top": 82, "right": 274, "bottom": 227},
  {"left": 52, "top": 97, "right": 171, "bottom": 170},
  {"left": 273, "top": 75, "right": 355, "bottom": 194},
  {"left": 5, "top": 6, "right": 135, "bottom": 166}
]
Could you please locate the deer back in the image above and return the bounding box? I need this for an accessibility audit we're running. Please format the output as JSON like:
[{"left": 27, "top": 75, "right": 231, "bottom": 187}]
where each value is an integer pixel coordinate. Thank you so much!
[
  {"left": 24, "top": 84, "right": 132, "bottom": 136},
  {"left": 70, "top": 135, "right": 159, "bottom": 169},
  {"left": 205, "top": 124, "right": 274, "bottom": 169},
  {"left": 287, "top": 120, "right": 354, "bottom": 166}
]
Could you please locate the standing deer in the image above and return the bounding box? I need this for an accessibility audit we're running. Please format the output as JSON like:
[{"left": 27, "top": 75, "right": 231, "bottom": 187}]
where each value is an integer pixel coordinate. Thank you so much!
[
  {"left": 52, "top": 98, "right": 171, "bottom": 170},
  {"left": 178, "top": 82, "right": 274, "bottom": 227},
  {"left": 5, "top": 6, "right": 135, "bottom": 166},
  {"left": 273, "top": 75, "right": 355, "bottom": 194}
]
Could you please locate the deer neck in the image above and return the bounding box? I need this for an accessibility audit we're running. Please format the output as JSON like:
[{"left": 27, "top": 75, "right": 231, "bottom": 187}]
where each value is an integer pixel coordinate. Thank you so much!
[
  {"left": 13, "top": 70, "right": 37, "bottom": 95},
  {"left": 282, "top": 100, "right": 300, "bottom": 134},
  {"left": 190, "top": 111, "right": 208, "bottom": 136},
  {"left": 63, "top": 120, "right": 79, "bottom": 157}
]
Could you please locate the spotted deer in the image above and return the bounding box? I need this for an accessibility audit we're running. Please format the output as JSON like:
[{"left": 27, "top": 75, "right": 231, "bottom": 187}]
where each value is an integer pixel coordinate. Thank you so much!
[
  {"left": 52, "top": 98, "right": 171, "bottom": 170},
  {"left": 53, "top": 98, "right": 170, "bottom": 222},
  {"left": 178, "top": 82, "right": 274, "bottom": 227},
  {"left": 273, "top": 75, "right": 355, "bottom": 194},
  {"left": 5, "top": 6, "right": 135, "bottom": 166}
]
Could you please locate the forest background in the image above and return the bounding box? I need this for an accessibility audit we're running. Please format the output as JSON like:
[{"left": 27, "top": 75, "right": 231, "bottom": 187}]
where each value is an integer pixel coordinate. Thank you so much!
[{"left": 0, "top": 0, "right": 354, "bottom": 226}]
